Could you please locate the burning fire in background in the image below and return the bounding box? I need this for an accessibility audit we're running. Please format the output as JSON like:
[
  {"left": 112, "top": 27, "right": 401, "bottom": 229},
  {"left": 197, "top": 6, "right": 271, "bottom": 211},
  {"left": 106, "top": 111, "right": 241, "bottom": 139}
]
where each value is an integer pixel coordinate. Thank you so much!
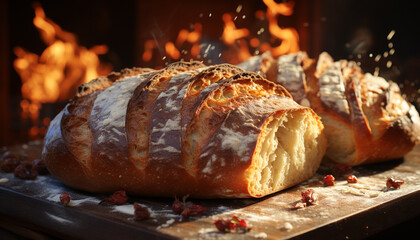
[
  {"left": 13, "top": 0, "right": 301, "bottom": 140},
  {"left": 13, "top": 2, "right": 112, "bottom": 139},
  {"left": 141, "top": 0, "right": 300, "bottom": 65},
  {"left": 7, "top": 0, "right": 420, "bottom": 145}
]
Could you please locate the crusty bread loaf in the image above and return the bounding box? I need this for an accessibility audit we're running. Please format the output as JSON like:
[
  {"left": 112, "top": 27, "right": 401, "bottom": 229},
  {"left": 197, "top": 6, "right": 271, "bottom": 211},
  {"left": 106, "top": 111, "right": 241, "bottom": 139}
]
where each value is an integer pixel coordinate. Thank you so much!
[
  {"left": 237, "top": 51, "right": 277, "bottom": 82},
  {"left": 43, "top": 61, "right": 327, "bottom": 198},
  {"left": 240, "top": 52, "right": 420, "bottom": 166}
]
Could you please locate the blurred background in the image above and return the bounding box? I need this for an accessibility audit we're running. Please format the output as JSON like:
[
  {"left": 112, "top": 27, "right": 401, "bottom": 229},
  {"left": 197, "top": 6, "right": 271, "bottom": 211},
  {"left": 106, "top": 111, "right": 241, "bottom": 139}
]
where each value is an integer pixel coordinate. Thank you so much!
[{"left": 1, "top": 0, "right": 420, "bottom": 146}]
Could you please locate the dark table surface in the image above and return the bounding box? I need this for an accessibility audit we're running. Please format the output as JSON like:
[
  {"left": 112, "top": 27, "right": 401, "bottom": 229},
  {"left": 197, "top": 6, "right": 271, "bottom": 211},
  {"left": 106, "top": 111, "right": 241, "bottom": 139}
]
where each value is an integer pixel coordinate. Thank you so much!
[{"left": 1, "top": 141, "right": 420, "bottom": 239}]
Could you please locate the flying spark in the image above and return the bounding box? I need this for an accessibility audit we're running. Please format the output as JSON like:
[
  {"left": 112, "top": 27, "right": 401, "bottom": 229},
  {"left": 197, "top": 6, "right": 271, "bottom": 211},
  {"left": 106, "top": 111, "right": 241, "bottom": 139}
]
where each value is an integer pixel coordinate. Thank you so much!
[
  {"left": 236, "top": 4, "right": 243, "bottom": 13},
  {"left": 387, "top": 30, "right": 396, "bottom": 40}
]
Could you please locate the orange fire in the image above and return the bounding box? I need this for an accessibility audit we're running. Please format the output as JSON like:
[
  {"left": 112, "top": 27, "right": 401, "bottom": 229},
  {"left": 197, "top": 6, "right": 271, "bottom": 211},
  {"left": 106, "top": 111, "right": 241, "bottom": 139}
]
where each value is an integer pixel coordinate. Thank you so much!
[
  {"left": 265, "top": 1, "right": 300, "bottom": 57},
  {"left": 141, "top": 0, "right": 300, "bottom": 65},
  {"left": 14, "top": 1, "right": 299, "bottom": 140},
  {"left": 14, "top": 3, "right": 112, "bottom": 139},
  {"left": 222, "top": 13, "right": 250, "bottom": 45},
  {"left": 221, "top": 0, "right": 299, "bottom": 62},
  {"left": 262, "top": 0, "right": 294, "bottom": 16},
  {"left": 142, "top": 23, "right": 202, "bottom": 63}
]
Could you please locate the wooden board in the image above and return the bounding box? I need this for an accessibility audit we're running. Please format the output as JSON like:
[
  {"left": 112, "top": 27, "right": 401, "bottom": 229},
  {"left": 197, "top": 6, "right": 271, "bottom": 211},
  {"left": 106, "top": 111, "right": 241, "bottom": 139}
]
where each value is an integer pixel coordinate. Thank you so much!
[{"left": 1, "top": 141, "right": 420, "bottom": 239}]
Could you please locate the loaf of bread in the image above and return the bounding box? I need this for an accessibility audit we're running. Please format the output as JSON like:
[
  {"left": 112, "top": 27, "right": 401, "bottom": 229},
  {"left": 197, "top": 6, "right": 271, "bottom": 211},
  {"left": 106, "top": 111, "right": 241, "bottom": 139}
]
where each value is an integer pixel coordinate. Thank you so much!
[
  {"left": 240, "top": 51, "right": 420, "bottom": 166},
  {"left": 42, "top": 62, "right": 327, "bottom": 198}
]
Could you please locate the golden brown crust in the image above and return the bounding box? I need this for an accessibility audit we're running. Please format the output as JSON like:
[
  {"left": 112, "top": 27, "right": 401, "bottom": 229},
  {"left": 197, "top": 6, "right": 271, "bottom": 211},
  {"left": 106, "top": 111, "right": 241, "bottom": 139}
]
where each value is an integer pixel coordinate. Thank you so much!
[
  {"left": 351, "top": 73, "right": 420, "bottom": 165},
  {"left": 44, "top": 52, "right": 420, "bottom": 198},
  {"left": 44, "top": 61, "right": 327, "bottom": 198},
  {"left": 283, "top": 52, "right": 420, "bottom": 165},
  {"left": 43, "top": 111, "right": 95, "bottom": 191},
  {"left": 338, "top": 60, "right": 419, "bottom": 165},
  {"left": 182, "top": 72, "right": 292, "bottom": 178},
  {"left": 59, "top": 67, "right": 156, "bottom": 188},
  {"left": 273, "top": 52, "right": 309, "bottom": 105},
  {"left": 61, "top": 93, "right": 97, "bottom": 168},
  {"left": 76, "top": 67, "right": 154, "bottom": 97},
  {"left": 196, "top": 98, "right": 285, "bottom": 198},
  {"left": 181, "top": 64, "right": 244, "bottom": 138},
  {"left": 197, "top": 97, "right": 326, "bottom": 198},
  {"left": 237, "top": 50, "right": 420, "bottom": 165},
  {"left": 237, "top": 52, "right": 275, "bottom": 80},
  {"left": 126, "top": 61, "right": 205, "bottom": 173}
]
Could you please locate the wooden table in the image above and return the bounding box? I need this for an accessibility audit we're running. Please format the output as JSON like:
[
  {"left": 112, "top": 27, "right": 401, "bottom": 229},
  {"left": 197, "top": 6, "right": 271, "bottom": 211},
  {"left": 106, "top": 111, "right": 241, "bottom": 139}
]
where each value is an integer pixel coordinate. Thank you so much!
[{"left": 1, "top": 141, "right": 420, "bottom": 239}]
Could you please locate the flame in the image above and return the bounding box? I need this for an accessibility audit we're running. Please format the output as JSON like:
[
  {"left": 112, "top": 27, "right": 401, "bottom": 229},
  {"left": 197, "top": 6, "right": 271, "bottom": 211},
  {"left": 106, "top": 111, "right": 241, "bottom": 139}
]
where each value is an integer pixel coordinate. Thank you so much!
[
  {"left": 14, "top": 3, "right": 112, "bottom": 138},
  {"left": 142, "top": 23, "right": 202, "bottom": 63},
  {"left": 141, "top": 0, "right": 300, "bottom": 66},
  {"left": 262, "top": 0, "right": 294, "bottom": 16},
  {"left": 142, "top": 40, "right": 157, "bottom": 62},
  {"left": 165, "top": 42, "right": 181, "bottom": 60},
  {"left": 176, "top": 23, "right": 202, "bottom": 46},
  {"left": 222, "top": 0, "right": 299, "bottom": 61},
  {"left": 266, "top": 6, "right": 300, "bottom": 57},
  {"left": 222, "top": 13, "right": 250, "bottom": 45}
]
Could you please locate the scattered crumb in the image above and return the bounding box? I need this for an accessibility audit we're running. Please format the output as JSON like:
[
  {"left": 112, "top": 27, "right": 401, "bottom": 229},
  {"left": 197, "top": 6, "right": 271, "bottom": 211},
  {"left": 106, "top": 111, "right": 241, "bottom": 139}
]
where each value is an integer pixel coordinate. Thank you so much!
[
  {"left": 254, "top": 232, "right": 267, "bottom": 239},
  {"left": 111, "top": 204, "right": 134, "bottom": 215},
  {"left": 281, "top": 222, "right": 293, "bottom": 232}
]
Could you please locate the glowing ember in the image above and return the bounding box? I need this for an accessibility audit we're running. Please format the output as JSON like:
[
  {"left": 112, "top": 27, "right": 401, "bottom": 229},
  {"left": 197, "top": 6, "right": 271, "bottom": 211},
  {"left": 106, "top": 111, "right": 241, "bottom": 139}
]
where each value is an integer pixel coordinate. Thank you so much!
[
  {"left": 387, "top": 30, "right": 396, "bottom": 40},
  {"left": 13, "top": 3, "right": 112, "bottom": 138}
]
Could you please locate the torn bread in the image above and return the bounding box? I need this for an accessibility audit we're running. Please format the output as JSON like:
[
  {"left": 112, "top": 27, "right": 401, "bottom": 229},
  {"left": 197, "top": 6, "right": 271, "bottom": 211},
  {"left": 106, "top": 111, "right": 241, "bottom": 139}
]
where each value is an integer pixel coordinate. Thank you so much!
[{"left": 43, "top": 62, "right": 327, "bottom": 198}]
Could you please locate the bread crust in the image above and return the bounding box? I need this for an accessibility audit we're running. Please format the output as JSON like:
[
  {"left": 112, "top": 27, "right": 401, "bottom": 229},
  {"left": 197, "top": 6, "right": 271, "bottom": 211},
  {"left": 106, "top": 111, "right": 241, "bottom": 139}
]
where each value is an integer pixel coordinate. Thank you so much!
[
  {"left": 181, "top": 64, "right": 244, "bottom": 143},
  {"left": 182, "top": 72, "right": 292, "bottom": 178},
  {"left": 237, "top": 52, "right": 275, "bottom": 80},
  {"left": 240, "top": 51, "right": 420, "bottom": 165},
  {"left": 126, "top": 61, "right": 205, "bottom": 172},
  {"left": 44, "top": 110, "right": 97, "bottom": 191},
  {"left": 197, "top": 97, "right": 325, "bottom": 198},
  {"left": 54, "top": 67, "right": 155, "bottom": 191},
  {"left": 275, "top": 52, "right": 308, "bottom": 105},
  {"left": 44, "top": 62, "right": 327, "bottom": 198}
]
